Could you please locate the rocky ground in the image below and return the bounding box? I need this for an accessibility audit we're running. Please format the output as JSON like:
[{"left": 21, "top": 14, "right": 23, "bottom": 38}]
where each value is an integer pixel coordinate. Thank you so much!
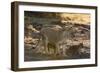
[{"left": 24, "top": 42, "right": 90, "bottom": 61}]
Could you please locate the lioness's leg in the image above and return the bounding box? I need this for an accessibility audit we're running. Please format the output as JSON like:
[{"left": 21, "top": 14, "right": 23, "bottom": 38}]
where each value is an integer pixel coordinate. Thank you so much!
[
  {"left": 55, "top": 44, "right": 60, "bottom": 55},
  {"left": 43, "top": 37, "right": 48, "bottom": 54}
]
